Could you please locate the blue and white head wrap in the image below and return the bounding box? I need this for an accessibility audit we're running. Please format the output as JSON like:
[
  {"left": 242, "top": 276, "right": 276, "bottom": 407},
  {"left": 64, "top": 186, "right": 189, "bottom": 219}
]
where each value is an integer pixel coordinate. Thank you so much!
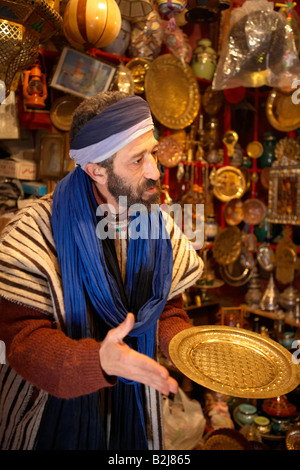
[{"left": 69, "top": 95, "right": 154, "bottom": 169}]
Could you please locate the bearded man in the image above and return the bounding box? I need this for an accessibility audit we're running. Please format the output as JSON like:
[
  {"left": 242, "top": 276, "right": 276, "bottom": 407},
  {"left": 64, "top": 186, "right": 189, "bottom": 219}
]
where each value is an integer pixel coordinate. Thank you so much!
[{"left": 0, "top": 92, "right": 203, "bottom": 450}]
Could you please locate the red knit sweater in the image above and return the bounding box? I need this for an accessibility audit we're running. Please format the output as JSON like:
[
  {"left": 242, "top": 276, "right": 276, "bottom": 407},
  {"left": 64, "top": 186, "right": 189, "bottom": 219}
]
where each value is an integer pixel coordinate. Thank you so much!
[{"left": 0, "top": 295, "right": 190, "bottom": 399}]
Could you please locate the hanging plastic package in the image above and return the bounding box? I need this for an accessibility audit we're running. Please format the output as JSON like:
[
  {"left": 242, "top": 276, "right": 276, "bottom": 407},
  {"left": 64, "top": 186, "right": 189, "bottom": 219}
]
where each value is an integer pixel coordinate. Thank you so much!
[{"left": 212, "top": 0, "right": 300, "bottom": 90}]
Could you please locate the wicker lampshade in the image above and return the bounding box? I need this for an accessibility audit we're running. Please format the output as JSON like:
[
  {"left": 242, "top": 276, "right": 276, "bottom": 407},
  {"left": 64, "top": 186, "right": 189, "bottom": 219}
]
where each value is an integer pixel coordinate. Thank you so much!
[{"left": 0, "top": 0, "right": 62, "bottom": 101}]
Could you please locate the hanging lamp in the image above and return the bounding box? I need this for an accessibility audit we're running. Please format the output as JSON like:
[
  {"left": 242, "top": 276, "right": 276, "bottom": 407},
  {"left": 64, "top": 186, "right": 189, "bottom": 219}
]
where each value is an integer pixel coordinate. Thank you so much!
[
  {"left": 0, "top": 0, "right": 62, "bottom": 102},
  {"left": 63, "top": 0, "right": 122, "bottom": 49}
]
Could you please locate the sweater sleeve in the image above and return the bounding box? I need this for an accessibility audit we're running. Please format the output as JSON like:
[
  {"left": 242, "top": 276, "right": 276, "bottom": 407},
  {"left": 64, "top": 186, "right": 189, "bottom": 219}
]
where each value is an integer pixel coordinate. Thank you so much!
[
  {"left": 158, "top": 294, "right": 191, "bottom": 361},
  {"left": 0, "top": 296, "right": 116, "bottom": 399}
]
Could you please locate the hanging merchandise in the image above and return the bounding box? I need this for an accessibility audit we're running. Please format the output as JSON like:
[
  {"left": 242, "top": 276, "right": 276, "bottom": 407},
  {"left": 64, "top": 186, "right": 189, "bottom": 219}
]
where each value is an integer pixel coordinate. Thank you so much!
[
  {"left": 115, "top": 64, "right": 135, "bottom": 95},
  {"left": 258, "top": 132, "right": 277, "bottom": 169},
  {"left": 116, "top": 0, "right": 153, "bottom": 22},
  {"left": 212, "top": 0, "right": 300, "bottom": 90},
  {"left": 144, "top": 54, "right": 200, "bottom": 129},
  {"left": 156, "top": 0, "right": 187, "bottom": 29},
  {"left": 191, "top": 38, "right": 217, "bottom": 81},
  {"left": 63, "top": 0, "right": 122, "bottom": 49},
  {"left": 157, "top": 136, "right": 183, "bottom": 168},
  {"left": 266, "top": 89, "right": 300, "bottom": 133},
  {"left": 128, "top": 10, "right": 163, "bottom": 60},
  {"left": 0, "top": 0, "right": 62, "bottom": 101},
  {"left": 126, "top": 58, "right": 151, "bottom": 94},
  {"left": 102, "top": 19, "right": 131, "bottom": 56},
  {"left": 161, "top": 21, "right": 192, "bottom": 66},
  {"left": 23, "top": 60, "right": 48, "bottom": 109}
]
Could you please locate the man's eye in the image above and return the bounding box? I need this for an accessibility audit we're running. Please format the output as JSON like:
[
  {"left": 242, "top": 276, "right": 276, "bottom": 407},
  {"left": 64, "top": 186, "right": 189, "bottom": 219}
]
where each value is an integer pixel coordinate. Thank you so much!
[
  {"left": 134, "top": 157, "right": 143, "bottom": 164},
  {"left": 152, "top": 150, "right": 158, "bottom": 161}
]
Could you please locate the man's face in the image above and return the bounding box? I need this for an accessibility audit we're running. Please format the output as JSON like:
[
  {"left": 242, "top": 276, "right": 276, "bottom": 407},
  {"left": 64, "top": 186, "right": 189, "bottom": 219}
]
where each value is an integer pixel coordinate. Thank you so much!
[{"left": 106, "top": 130, "right": 161, "bottom": 211}]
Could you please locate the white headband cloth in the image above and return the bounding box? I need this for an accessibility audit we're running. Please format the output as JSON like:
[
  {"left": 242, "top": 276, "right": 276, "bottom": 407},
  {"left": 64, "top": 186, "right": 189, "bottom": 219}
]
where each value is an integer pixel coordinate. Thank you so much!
[
  {"left": 69, "top": 95, "right": 154, "bottom": 169},
  {"left": 70, "top": 118, "right": 154, "bottom": 169}
]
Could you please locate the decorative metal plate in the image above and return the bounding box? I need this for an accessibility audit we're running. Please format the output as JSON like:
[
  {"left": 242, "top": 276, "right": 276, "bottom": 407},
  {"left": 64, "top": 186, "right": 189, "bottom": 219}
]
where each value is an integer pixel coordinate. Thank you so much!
[
  {"left": 266, "top": 89, "right": 300, "bottom": 132},
  {"left": 169, "top": 325, "right": 300, "bottom": 399},
  {"left": 144, "top": 54, "right": 200, "bottom": 129},
  {"left": 50, "top": 95, "right": 82, "bottom": 131},
  {"left": 242, "top": 198, "right": 267, "bottom": 225},
  {"left": 246, "top": 140, "right": 263, "bottom": 159},
  {"left": 212, "top": 166, "right": 246, "bottom": 202},
  {"left": 274, "top": 137, "right": 300, "bottom": 161},
  {"left": 212, "top": 226, "right": 242, "bottom": 266}
]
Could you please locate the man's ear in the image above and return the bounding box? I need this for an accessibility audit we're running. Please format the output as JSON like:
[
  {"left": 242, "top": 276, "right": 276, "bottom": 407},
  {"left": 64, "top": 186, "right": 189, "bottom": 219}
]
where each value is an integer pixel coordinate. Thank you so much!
[{"left": 84, "top": 163, "right": 107, "bottom": 185}]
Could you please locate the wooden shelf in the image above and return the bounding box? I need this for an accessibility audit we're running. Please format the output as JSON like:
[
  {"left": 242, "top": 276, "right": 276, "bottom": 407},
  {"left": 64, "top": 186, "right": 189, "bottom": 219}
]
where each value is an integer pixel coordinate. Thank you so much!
[{"left": 243, "top": 304, "right": 300, "bottom": 328}]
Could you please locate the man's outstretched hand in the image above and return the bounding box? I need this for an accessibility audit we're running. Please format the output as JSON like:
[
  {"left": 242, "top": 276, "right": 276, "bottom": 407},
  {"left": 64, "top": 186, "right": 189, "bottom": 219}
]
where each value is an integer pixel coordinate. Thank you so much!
[{"left": 99, "top": 313, "right": 178, "bottom": 395}]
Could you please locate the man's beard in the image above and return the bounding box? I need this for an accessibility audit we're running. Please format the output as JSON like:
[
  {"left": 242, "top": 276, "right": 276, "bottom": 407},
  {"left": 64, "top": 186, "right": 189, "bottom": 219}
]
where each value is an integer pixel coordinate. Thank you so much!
[{"left": 107, "top": 169, "right": 161, "bottom": 212}]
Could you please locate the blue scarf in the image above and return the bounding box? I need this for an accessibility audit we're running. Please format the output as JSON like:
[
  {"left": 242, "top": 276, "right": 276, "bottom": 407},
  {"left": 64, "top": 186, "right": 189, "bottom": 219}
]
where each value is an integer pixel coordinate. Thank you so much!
[{"left": 36, "top": 167, "right": 173, "bottom": 450}]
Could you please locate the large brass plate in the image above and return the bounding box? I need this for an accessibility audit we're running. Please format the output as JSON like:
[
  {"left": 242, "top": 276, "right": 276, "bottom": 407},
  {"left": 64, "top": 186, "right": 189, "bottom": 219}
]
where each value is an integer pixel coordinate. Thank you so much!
[
  {"left": 144, "top": 54, "right": 200, "bottom": 129},
  {"left": 169, "top": 325, "right": 300, "bottom": 399},
  {"left": 266, "top": 89, "right": 300, "bottom": 132}
]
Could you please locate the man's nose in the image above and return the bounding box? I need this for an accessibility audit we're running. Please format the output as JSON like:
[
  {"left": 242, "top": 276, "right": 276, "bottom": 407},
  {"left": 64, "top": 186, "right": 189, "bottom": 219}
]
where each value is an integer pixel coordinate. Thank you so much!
[{"left": 144, "top": 154, "right": 160, "bottom": 180}]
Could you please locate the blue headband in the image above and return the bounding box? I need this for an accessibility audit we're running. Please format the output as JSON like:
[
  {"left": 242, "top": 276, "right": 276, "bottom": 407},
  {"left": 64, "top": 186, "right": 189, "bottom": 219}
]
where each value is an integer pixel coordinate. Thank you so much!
[{"left": 69, "top": 95, "right": 154, "bottom": 169}]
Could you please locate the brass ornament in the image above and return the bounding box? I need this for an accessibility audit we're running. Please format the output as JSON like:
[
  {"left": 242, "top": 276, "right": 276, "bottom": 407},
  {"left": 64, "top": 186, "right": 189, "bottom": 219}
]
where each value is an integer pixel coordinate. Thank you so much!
[
  {"left": 246, "top": 140, "right": 263, "bottom": 159},
  {"left": 212, "top": 166, "right": 246, "bottom": 202},
  {"left": 275, "top": 227, "right": 300, "bottom": 284},
  {"left": 144, "top": 54, "right": 200, "bottom": 129},
  {"left": 169, "top": 325, "right": 300, "bottom": 399},
  {"left": 222, "top": 130, "right": 238, "bottom": 157},
  {"left": 126, "top": 58, "right": 151, "bottom": 94},
  {"left": 266, "top": 89, "right": 300, "bottom": 132},
  {"left": 212, "top": 226, "right": 242, "bottom": 266},
  {"left": 275, "top": 137, "right": 300, "bottom": 161}
]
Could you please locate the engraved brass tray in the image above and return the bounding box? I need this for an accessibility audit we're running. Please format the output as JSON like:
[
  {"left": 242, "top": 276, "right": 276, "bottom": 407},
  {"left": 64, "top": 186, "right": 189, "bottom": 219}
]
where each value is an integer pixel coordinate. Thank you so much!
[
  {"left": 212, "top": 166, "right": 246, "bottom": 202},
  {"left": 266, "top": 89, "right": 300, "bottom": 132},
  {"left": 169, "top": 325, "right": 300, "bottom": 399},
  {"left": 144, "top": 54, "right": 200, "bottom": 129}
]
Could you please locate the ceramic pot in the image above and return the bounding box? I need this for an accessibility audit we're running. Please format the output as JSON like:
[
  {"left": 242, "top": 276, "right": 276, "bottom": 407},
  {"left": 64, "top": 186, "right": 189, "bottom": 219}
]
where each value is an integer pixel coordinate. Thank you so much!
[
  {"left": 191, "top": 39, "right": 217, "bottom": 81},
  {"left": 253, "top": 416, "right": 271, "bottom": 434},
  {"left": 236, "top": 404, "right": 258, "bottom": 425}
]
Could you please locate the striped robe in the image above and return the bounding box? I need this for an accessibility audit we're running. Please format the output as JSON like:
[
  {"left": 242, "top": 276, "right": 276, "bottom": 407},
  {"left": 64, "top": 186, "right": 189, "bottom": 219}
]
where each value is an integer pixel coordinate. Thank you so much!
[{"left": 0, "top": 197, "right": 203, "bottom": 450}]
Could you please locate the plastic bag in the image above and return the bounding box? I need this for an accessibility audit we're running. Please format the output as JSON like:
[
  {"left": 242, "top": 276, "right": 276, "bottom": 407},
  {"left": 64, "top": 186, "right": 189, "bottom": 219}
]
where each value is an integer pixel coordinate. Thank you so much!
[
  {"left": 213, "top": 0, "right": 300, "bottom": 90},
  {"left": 163, "top": 388, "right": 206, "bottom": 450}
]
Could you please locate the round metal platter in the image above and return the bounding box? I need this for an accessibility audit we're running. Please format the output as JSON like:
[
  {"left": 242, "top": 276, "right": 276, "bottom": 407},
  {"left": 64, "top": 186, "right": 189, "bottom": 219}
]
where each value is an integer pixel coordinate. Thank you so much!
[
  {"left": 50, "top": 95, "right": 82, "bottom": 131},
  {"left": 212, "top": 166, "right": 246, "bottom": 202},
  {"left": 212, "top": 226, "right": 242, "bottom": 266},
  {"left": 266, "top": 89, "right": 300, "bottom": 132},
  {"left": 144, "top": 54, "right": 200, "bottom": 129},
  {"left": 169, "top": 325, "right": 300, "bottom": 399}
]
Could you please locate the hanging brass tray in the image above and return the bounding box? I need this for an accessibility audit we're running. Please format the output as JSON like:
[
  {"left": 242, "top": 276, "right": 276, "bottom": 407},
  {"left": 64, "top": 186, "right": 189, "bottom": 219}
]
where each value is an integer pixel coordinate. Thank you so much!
[
  {"left": 212, "top": 166, "right": 246, "bottom": 202},
  {"left": 266, "top": 89, "right": 300, "bottom": 132},
  {"left": 169, "top": 325, "right": 300, "bottom": 399},
  {"left": 144, "top": 54, "right": 200, "bottom": 129},
  {"left": 50, "top": 95, "right": 82, "bottom": 131},
  {"left": 212, "top": 226, "right": 242, "bottom": 266}
]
